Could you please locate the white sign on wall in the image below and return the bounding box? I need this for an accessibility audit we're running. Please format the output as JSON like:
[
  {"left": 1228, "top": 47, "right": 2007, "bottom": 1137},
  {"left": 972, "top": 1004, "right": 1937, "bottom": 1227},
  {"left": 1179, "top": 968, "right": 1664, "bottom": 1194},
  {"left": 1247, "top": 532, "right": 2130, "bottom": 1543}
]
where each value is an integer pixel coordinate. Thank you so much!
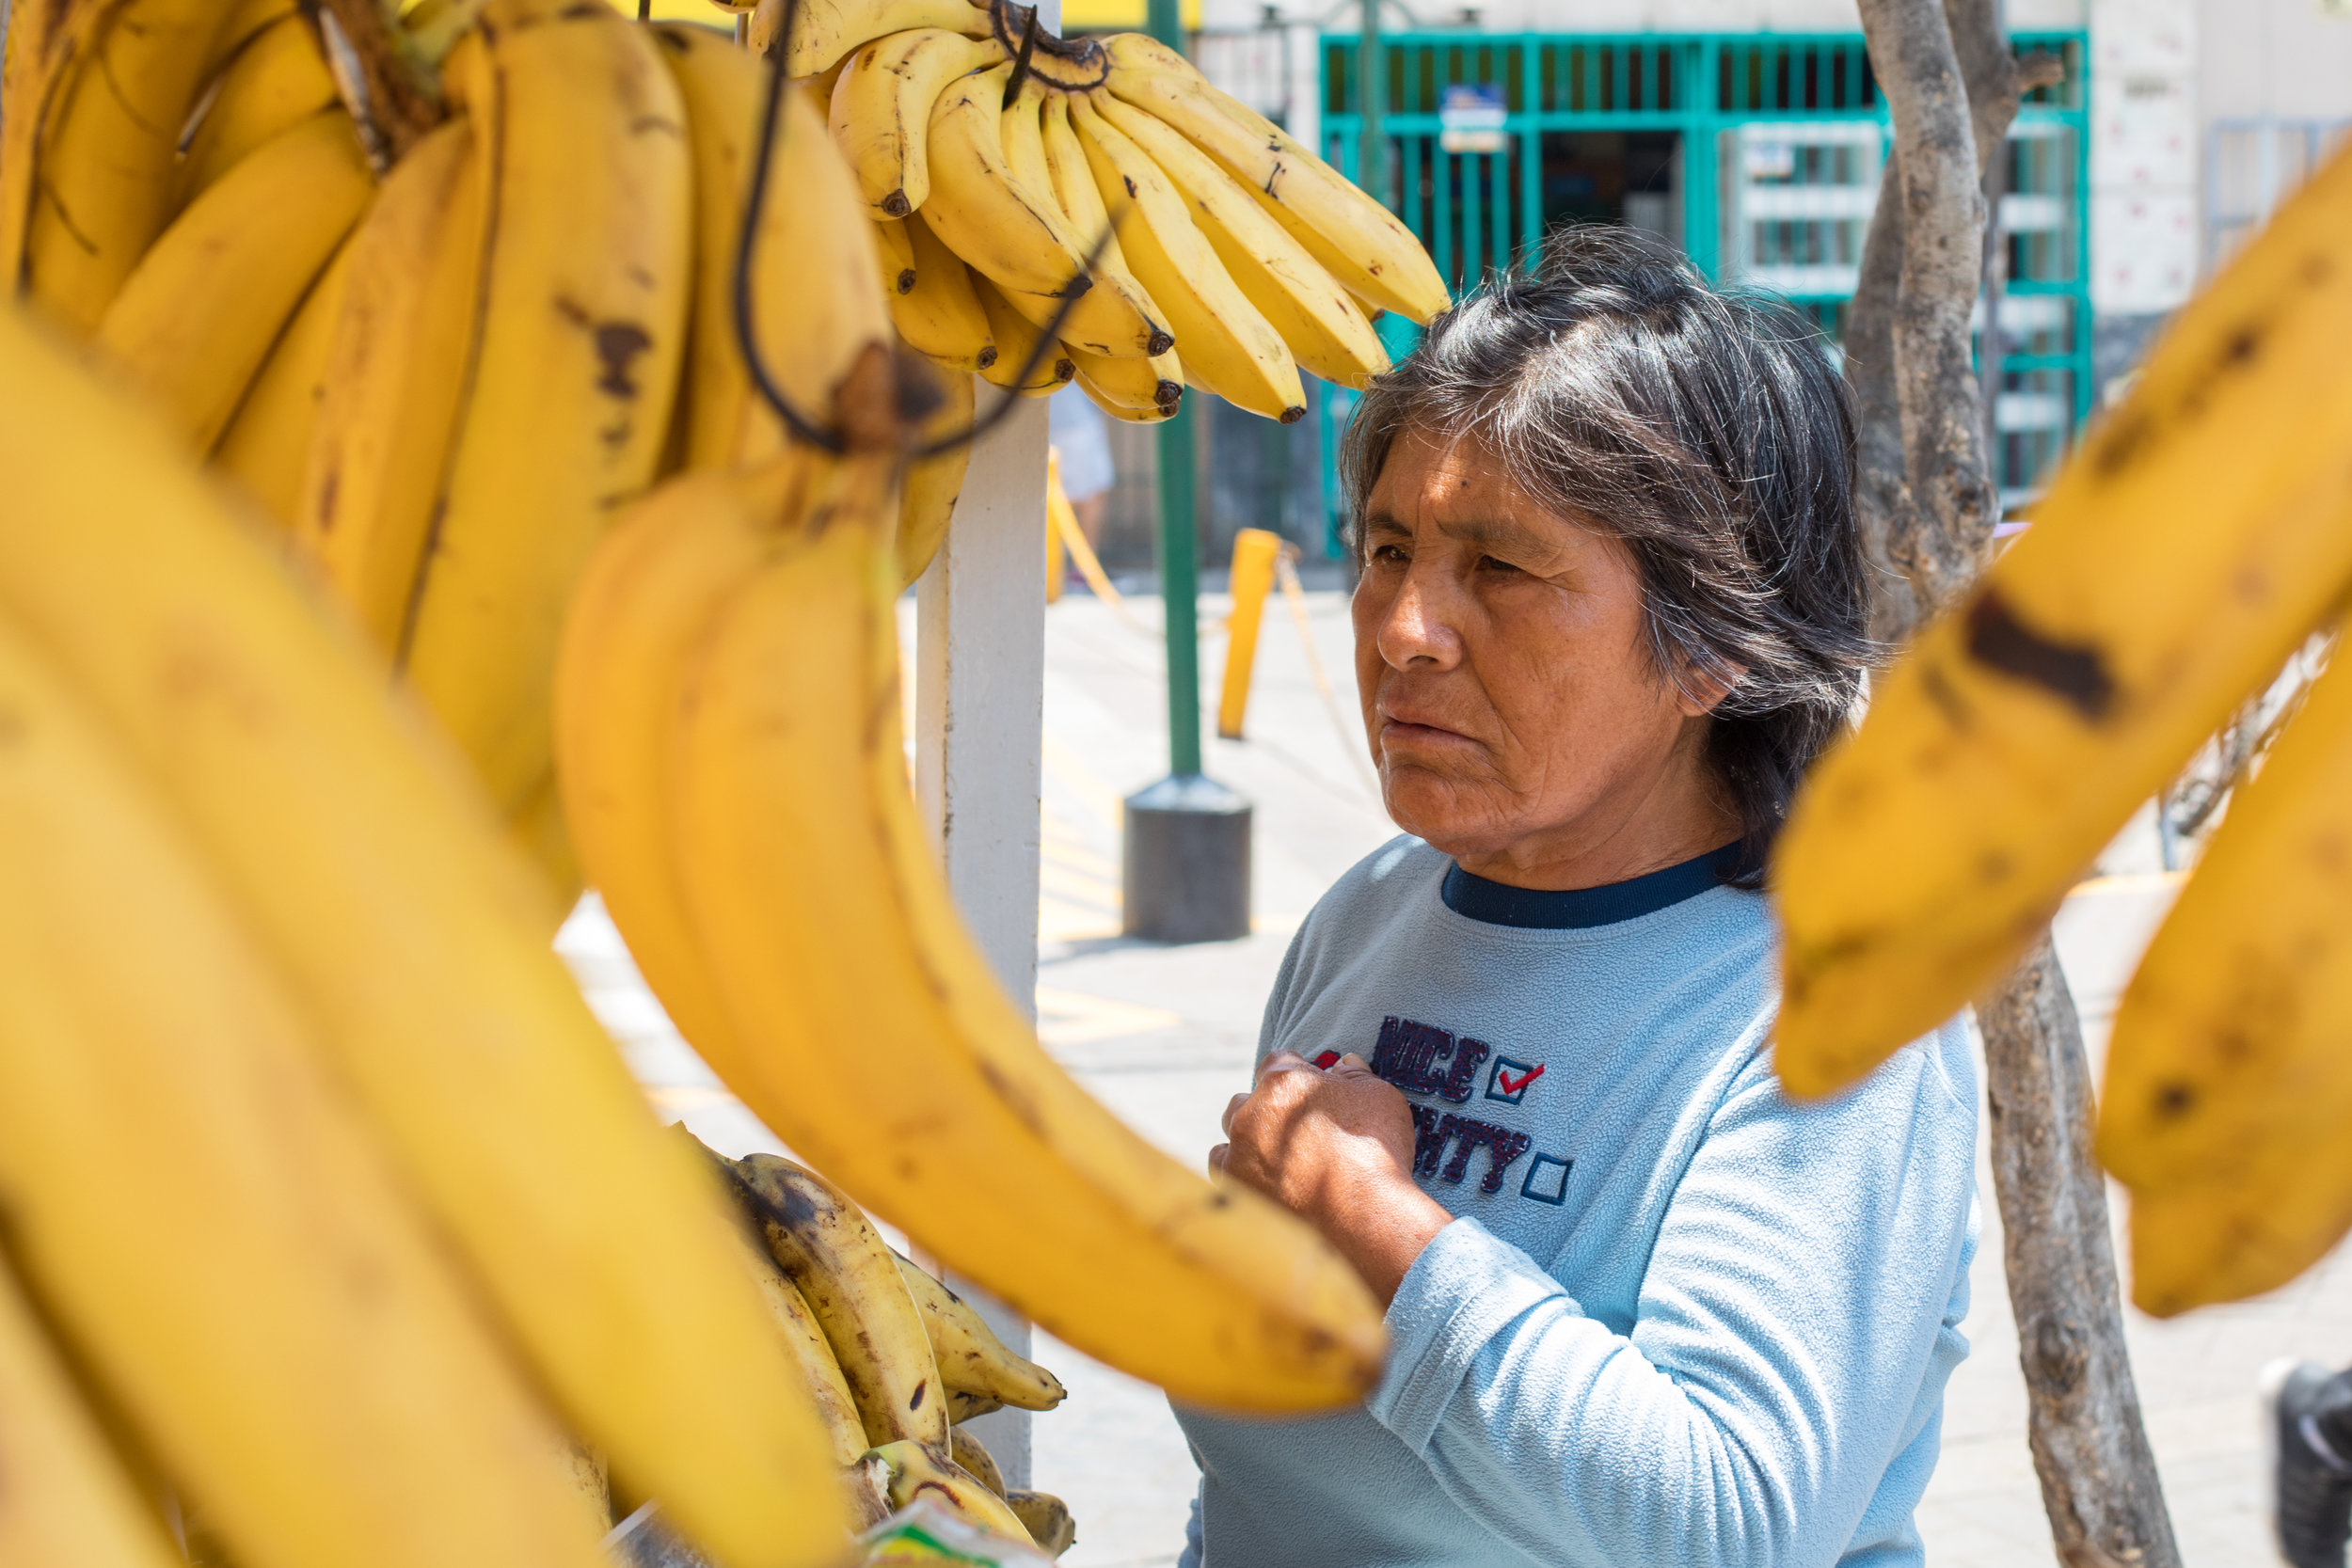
[{"left": 2090, "top": 0, "right": 2199, "bottom": 312}]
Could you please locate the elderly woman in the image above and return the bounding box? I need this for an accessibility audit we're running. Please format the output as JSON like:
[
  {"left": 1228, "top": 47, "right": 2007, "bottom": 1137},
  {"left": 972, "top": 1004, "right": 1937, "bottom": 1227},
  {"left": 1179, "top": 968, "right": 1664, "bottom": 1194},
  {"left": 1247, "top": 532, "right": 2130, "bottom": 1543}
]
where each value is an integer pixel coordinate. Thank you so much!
[{"left": 1180, "top": 228, "right": 1979, "bottom": 1567}]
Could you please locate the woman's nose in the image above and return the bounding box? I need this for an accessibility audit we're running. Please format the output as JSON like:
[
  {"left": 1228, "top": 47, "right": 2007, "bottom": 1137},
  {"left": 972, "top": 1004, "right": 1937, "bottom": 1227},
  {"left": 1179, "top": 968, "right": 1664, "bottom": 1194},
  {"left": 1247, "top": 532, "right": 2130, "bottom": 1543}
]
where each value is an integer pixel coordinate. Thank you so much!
[{"left": 1377, "top": 568, "right": 1462, "bottom": 671}]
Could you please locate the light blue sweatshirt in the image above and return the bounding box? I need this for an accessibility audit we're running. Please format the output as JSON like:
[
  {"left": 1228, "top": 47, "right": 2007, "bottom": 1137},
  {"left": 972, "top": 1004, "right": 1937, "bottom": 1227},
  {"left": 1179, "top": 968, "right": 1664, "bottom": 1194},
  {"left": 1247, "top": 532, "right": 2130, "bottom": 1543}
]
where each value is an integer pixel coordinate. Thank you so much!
[{"left": 1173, "top": 837, "right": 1979, "bottom": 1568}]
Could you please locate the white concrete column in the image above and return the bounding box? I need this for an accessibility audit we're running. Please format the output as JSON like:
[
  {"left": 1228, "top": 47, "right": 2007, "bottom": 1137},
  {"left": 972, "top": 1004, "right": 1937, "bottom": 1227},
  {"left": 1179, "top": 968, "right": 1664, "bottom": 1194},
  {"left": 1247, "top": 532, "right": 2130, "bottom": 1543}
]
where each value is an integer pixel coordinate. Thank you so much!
[{"left": 913, "top": 384, "right": 1048, "bottom": 1489}]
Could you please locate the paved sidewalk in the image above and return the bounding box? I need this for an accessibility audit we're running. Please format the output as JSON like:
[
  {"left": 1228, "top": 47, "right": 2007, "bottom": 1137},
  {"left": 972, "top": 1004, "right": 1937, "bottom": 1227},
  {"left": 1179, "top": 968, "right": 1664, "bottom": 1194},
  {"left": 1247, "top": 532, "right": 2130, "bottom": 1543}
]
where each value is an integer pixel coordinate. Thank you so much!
[{"left": 557, "top": 587, "right": 2352, "bottom": 1568}]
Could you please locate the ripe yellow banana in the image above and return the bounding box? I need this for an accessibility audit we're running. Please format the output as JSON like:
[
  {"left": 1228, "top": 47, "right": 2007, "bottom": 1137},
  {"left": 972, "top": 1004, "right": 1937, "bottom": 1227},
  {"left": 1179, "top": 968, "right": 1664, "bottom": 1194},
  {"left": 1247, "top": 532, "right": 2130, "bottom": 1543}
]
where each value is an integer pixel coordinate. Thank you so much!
[
  {"left": 892, "top": 209, "right": 998, "bottom": 372},
  {"left": 556, "top": 452, "right": 822, "bottom": 1071},
  {"left": 0, "top": 0, "right": 120, "bottom": 277},
  {"left": 948, "top": 1426, "right": 1006, "bottom": 1498},
  {"left": 664, "top": 466, "right": 1386, "bottom": 1410},
  {"left": 657, "top": 21, "right": 889, "bottom": 471},
  {"left": 1772, "top": 138, "right": 2352, "bottom": 1099},
  {"left": 1103, "top": 33, "right": 1450, "bottom": 324},
  {"left": 896, "top": 367, "right": 975, "bottom": 585},
  {"left": 829, "top": 26, "right": 1005, "bottom": 216},
  {"left": 761, "top": 0, "right": 990, "bottom": 76},
  {"left": 209, "top": 227, "right": 356, "bottom": 528},
  {"left": 2099, "top": 653, "right": 2352, "bottom": 1207},
  {"left": 2122, "top": 1125, "right": 2352, "bottom": 1317},
  {"left": 1007, "top": 1491, "right": 1076, "bottom": 1557},
  {"left": 1036, "top": 89, "right": 1175, "bottom": 364},
  {"left": 754, "top": 1255, "right": 873, "bottom": 1466},
  {"left": 894, "top": 1255, "right": 1068, "bottom": 1411},
  {"left": 922, "top": 65, "right": 1120, "bottom": 332},
  {"left": 1063, "top": 339, "right": 1179, "bottom": 415},
  {"left": 735, "top": 1153, "right": 951, "bottom": 1449},
  {"left": 875, "top": 213, "right": 919, "bottom": 295},
  {"left": 401, "top": 4, "right": 692, "bottom": 819},
  {"left": 94, "top": 109, "right": 371, "bottom": 451},
  {"left": 1090, "top": 91, "right": 1386, "bottom": 388},
  {"left": 297, "top": 112, "right": 485, "bottom": 652},
  {"left": 22, "top": 0, "right": 247, "bottom": 331},
  {"left": 974, "top": 270, "right": 1074, "bottom": 393},
  {"left": 171, "top": 10, "right": 339, "bottom": 213},
  {"left": 995, "top": 76, "right": 1167, "bottom": 359},
  {"left": 0, "top": 607, "right": 612, "bottom": 1568},
  {"left": 0, "top": 1248, "right": 184, "bottom": 1568},
  {"left": 1068, "top": 91, "right": 1303, "bottom": 422},
  {"left": 0, "top": 305, "right": 849, "bottom": 1568},
  {"left": 865, "top": 1440, "right": 1036, "bottom": 1543}
]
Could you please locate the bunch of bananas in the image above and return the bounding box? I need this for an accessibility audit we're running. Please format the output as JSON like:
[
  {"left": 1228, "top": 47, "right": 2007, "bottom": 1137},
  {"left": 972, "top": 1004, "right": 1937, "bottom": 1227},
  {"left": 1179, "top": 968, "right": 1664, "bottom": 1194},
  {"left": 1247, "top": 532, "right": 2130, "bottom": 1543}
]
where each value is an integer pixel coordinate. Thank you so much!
[
  {"left": 792, "top": 0, "right": 1449, "bottom": 421},
  {"left": 1771, "top": 136, "right": 2352, "bottom": 1317},
  {"left": 553, "top": 416, "right": 1389, "bottom": 1409},
  {"left": 0, "top": 309, "right": 862, "bottom": 1566},
  {"left": 691, "top": 1139, "right": 1080, "bottom": 1556},
  {"left": 0, "top": 0, "right": 936, "bottom": 909}
]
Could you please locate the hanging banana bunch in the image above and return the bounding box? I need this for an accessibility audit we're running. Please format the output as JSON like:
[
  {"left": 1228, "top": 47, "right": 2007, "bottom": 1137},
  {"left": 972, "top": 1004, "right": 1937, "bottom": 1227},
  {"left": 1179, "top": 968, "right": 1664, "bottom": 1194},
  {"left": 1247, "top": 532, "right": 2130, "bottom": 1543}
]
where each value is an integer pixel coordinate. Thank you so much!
[
  {"left": 799, "top": 0, "right": 1448, "bottom": 423},
  {"left": 1770, "top": 134, "right": 2352, "bottom": 1317}
]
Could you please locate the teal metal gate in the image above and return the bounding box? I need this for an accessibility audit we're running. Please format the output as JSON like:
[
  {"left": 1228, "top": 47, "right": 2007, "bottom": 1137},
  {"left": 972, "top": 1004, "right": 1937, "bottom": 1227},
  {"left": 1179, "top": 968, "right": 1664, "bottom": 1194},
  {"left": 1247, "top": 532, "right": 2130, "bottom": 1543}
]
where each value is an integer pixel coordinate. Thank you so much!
[{"left": 1315, "top": 30, "right": 2091, "bottom": 531}]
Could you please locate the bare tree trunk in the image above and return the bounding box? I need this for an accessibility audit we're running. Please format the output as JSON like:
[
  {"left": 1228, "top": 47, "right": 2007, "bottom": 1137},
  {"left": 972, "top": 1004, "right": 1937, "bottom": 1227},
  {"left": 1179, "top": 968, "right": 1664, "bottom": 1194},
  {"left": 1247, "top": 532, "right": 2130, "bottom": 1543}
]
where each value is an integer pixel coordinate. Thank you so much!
[
  {"left": 1979, "top": 939, "right": 2185, "bottom": 1568},
  {"left": 1850, "top": 7, "right": 2184, "bottom": 1567}
]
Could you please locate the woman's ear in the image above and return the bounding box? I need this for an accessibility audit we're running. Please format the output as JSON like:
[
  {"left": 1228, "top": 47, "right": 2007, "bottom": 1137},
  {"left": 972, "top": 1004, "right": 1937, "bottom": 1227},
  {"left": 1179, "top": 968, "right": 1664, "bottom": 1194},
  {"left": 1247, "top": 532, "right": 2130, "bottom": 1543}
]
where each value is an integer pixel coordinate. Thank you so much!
[{"left": 1675, "top": 657, "right": 1746, "bottom": 719}]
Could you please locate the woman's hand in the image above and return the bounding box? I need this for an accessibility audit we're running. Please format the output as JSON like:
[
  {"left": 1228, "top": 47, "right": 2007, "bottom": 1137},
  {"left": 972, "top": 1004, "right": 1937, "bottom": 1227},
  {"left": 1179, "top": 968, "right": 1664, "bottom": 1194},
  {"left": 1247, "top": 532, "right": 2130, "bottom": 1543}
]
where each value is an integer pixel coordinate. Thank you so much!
[{"left": 1211, "top": 1051, "right": 1454, "bottom": 1306}]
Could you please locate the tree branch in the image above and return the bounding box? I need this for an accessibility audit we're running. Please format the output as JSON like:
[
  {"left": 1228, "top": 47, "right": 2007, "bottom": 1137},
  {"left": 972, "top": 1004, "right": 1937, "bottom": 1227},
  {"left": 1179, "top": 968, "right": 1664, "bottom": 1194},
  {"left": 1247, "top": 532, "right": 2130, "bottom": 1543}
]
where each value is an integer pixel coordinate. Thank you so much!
[{"left": 1978, "top": 938, "right": 2185, "bottom": 1568}]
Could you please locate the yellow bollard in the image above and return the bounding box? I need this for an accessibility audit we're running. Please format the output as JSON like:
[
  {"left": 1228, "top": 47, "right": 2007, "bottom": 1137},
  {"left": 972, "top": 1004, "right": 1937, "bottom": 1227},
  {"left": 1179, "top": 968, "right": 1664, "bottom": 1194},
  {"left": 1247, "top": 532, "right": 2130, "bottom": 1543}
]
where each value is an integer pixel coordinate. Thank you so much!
[
  {"left": 1216, "top": 528, "right": 1283, "bottom": 740},
  {"left": 1045, "top": 448, "right": 1071, "bottom": 604}
]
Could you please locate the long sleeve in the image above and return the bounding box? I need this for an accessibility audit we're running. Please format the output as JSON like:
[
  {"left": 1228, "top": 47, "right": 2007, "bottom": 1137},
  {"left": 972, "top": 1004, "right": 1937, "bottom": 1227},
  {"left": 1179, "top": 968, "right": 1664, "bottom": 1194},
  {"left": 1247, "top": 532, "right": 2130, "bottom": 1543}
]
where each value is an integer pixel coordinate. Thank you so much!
[{"left": 1366, "top": 1027, "right": 1977, "bottom": 1568}]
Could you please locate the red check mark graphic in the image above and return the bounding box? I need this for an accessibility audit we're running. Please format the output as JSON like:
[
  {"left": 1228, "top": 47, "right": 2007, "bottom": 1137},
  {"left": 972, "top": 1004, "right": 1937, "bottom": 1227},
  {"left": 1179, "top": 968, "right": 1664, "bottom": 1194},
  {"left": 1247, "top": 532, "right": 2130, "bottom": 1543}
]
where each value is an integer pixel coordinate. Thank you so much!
[{"left": 1498, "top": 1064, "right": 1544, "bottom": 1096}]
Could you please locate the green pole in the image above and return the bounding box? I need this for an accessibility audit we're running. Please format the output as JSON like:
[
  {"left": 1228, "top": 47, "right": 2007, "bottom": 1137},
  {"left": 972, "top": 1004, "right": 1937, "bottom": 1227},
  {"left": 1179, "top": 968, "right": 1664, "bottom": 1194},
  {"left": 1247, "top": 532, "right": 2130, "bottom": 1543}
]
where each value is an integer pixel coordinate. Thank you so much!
[
  {"left": 1358, "top": 0, "right": 1383, "bottom": 206},
  {"left": 1146, "top": 0, "right": 1201, "bottom": 777}
]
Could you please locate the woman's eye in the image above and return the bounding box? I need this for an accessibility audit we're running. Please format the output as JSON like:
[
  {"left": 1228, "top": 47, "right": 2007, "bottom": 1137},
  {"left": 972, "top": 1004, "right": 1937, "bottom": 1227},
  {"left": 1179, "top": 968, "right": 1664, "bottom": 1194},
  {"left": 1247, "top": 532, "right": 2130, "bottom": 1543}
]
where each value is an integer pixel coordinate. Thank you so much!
[
  {"left": 1372, "top": 544, "right": 1408, "bottom": 565},
  {"left": 1478, "top": 555, "right": 1523, "bottom": 575}
]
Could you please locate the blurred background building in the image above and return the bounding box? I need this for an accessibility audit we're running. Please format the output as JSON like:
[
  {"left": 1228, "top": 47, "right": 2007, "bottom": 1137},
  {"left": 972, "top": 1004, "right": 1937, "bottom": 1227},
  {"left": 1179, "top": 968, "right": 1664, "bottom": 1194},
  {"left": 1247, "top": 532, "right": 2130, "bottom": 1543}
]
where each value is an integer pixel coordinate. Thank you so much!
[{"left": 1058, "top": 0, "right": 2352, "bottom": 575}]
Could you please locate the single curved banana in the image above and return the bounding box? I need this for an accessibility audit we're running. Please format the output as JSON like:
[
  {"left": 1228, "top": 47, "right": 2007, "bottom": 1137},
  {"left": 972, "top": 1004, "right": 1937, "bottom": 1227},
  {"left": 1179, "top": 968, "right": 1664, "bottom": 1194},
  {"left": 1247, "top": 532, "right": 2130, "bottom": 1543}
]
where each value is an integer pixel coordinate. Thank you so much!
[
  {"left": 1037, "top": 90, "right": 1174, "bottom": 363},
  {"left": 759, "top": 0, "right": 990, "bottom": 76},
  {"left": 948, "top": 1388, "right": 1006, "bottom": 1423},
  {"left": 401, "top": 5, "right": 693, "bottom": 819},
  {"left": 1078, "top": 379, "right": 1173, "bottom": 422},
  {"left": 22, "top": 0, "right": 250, "bottom": 331},
  {"left": 996, "top": 77, "right": 1168, "bottom": 359},
  {"left": 1102, "top": 32, "right": 1450, "bottom": 324},
  {"left": 897, "top": 366, "right": 974, "bottom": 585},
  {"left": 972, "top": 270, "right": 1073, "bottom": 394},
  {"left": 657, "top": 21, "right": 889, "bottom": 471},
  {"left": 1007, "top": 1491, "right": 1076, "bottom": 1557},
  {"left": 209, "top": 228, "right": 357, "bottom": 528},
  {"left": 94, "top": 109, "right": 371, "bottom": 451},
  {"left": 0, "top": 608, "right": 612, "bottom": 1568},
  {"left": 2097, "top": 654, "right": 2352, "bottom": 1310},
  {"left": 735, "top": 1153, "right": 950, "bottom": 1449},
  {"left": 0, "top": 305, "right": 849, "bottom": 1568},
  {"left": 2122, "top": 1127, "right": 2352, "bottom": 1318},
  {"left": 664, "top": 467, "right": 1386, "bottom": 1410},
  {"left": 874, "top": 213, "right": 918, "bottom": 295},
  {"left": 297, "top": 112, "right": 485, "bottom": 653},
  {"left": 894, "top": 1254, "right": 1068, "bottom": 1411},
  {"left": 1068, "top": 91, "right": 1303, "bottom": 422},
  {"left": 1772, "top": 137, "right": 2352, "bottom": 1100},
  {"left": 0, "top": 0, "right": 122, "bottom": 276},
  {"left": 171, "top": 10, "right": 338, "bottom": 213},
  {"left": 1091, "top": 91, "right": 1386, "bottom": 388},
  {"left": 1063, "top": 340, "right": 1180, "bottom": 415},
  {"left": 753, "top": 1256, "right": 872, "bottom": 1466},
  {"left": 891, "top": 209, "right": 997, "bottom": 372},
  {"left": 948, "top": 1426, "right": 1006, "bottom": 1498},
  {"left": 829, "top": 27, "right": 1004, "bottom": 216},
  {"left": 0, "top": 1249, "right": 185, "bottom": 1568},
  {"left": 865, "top": 1440, "right": 1035, "bottom": 1544},
  {"left": 556, "top": 453, "right": 822, "bottom": 1073},
  {"left": 920, "top": 64, "right": 1104, "bottom": 317}
]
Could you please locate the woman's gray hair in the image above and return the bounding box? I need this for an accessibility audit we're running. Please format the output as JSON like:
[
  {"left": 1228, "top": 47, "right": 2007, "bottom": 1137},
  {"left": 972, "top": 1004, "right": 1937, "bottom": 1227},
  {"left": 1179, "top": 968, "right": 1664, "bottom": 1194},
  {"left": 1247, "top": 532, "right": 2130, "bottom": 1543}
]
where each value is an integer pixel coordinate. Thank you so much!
[{"left": 1339, "top": 224, "right": 1873, "bottom": 886}]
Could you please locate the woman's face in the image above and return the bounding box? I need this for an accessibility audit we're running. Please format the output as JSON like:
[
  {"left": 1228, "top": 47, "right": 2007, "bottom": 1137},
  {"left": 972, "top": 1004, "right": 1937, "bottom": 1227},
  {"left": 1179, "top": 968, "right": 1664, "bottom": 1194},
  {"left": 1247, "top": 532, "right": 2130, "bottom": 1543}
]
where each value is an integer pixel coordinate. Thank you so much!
[{"left": 1351, "top": 428, "right": 1732, "bottom": 886}]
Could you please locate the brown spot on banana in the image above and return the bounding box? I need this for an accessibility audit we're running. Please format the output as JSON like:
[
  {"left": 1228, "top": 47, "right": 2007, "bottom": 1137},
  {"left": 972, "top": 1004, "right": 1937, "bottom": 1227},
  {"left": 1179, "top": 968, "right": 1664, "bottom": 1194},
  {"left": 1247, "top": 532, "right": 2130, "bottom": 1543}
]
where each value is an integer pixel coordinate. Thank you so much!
[
  {"left": 1963, "top": 589, "right": 2116, "bottom": 721},
  {"left": 591, "top": 321, "right": 654, "bottom": 398}
]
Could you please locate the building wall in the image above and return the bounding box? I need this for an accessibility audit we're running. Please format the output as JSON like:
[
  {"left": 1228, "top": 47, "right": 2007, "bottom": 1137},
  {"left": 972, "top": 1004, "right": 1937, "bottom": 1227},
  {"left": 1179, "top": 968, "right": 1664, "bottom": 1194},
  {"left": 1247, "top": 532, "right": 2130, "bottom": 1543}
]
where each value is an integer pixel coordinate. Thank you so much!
[
  {"left": 1199, "top": 0, "right": 2086, "bottom": 35},
  {"left": 2194, "top": 0, "right": 2352, "bottom": 276}
]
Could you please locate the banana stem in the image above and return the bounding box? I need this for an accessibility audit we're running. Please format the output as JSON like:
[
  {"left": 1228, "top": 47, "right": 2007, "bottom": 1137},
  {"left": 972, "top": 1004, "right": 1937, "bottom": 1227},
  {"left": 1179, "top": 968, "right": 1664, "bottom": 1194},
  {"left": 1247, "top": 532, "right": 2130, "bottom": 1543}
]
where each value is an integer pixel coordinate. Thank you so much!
[{"left": 312, "top": 0, "right": 445, "bottom": 166}]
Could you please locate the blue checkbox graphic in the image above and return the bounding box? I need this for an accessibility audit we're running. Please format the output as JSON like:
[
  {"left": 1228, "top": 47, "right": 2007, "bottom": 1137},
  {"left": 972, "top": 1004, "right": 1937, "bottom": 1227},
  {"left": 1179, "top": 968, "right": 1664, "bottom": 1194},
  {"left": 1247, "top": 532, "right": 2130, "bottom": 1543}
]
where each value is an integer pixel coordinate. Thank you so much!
[{"left": 1520, "top": 1153, "right": 1572, "bottom": 1206}]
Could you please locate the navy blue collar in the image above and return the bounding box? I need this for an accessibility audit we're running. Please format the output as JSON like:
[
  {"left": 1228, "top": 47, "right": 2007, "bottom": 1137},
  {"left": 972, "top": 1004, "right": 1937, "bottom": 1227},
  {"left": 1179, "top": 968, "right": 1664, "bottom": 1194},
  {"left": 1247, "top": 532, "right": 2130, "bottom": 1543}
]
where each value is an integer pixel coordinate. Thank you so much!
[{"left": 1440, "top": 844, "right": 1742, "bottom": 929}]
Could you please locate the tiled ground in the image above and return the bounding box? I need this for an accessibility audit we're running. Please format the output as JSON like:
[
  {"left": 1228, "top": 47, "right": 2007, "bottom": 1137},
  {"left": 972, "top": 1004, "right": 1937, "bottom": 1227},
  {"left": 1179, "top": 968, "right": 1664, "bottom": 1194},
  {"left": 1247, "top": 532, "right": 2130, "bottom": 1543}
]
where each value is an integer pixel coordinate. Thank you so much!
[{"left": 555, "top": 587, "right": 2351, "bottom": 1568}]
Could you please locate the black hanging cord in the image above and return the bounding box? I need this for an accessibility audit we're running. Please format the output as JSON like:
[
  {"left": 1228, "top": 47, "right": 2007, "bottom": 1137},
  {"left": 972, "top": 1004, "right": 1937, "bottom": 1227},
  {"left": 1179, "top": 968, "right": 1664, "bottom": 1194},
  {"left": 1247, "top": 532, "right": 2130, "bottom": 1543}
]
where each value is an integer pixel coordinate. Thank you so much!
[
  {"left": 731, "top": 0, "right": 1129, "bottom": 462},
  {"left": 1000, "top": 6, "right": 1039, "bottom": 108}
]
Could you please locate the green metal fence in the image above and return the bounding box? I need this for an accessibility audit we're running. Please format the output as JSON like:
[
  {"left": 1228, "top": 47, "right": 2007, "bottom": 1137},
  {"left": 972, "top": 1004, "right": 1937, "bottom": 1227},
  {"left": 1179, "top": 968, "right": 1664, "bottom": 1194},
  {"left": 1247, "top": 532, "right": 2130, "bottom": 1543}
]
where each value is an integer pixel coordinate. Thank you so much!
[{"left": 1315, "top": 29, "right": 2091, "bottom": 534}]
